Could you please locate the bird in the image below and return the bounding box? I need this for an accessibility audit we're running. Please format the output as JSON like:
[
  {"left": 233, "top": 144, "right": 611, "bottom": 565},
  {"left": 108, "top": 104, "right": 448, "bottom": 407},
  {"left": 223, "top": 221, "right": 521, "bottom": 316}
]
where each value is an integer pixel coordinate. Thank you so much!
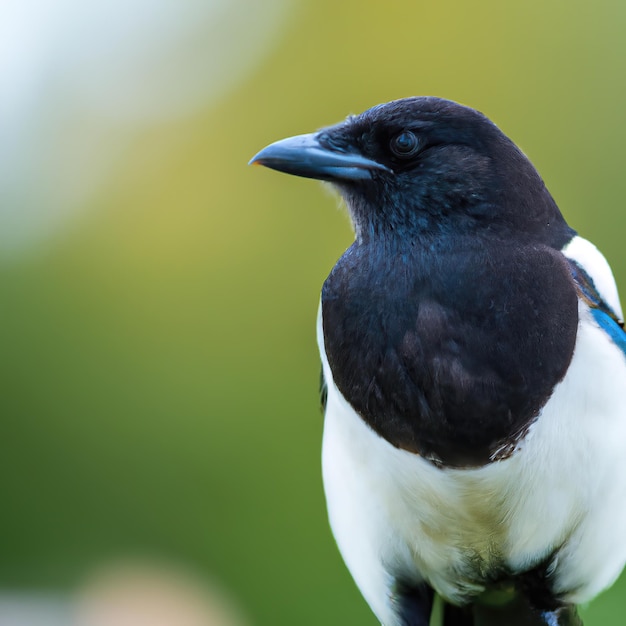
[{"left": 249, "top": 97, "right": 626, "bottom": 626}]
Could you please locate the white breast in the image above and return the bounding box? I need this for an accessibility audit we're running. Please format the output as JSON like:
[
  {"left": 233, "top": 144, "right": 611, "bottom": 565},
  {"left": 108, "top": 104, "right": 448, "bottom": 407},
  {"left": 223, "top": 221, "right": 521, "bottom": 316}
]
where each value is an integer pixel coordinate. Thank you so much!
[{"left": 319, "top": 274, "right": 626, "bottom": 625}]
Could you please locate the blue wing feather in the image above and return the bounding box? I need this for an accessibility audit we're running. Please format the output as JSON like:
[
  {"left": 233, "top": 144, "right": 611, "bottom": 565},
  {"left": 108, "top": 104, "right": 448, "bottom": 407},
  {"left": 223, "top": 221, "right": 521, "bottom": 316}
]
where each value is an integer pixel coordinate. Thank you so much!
[
  {"left": 568, "top": 260, "right": 626, "bottom": 357},
  {"left": 590, "top": 308, "right": 626, "bottom": 356}
]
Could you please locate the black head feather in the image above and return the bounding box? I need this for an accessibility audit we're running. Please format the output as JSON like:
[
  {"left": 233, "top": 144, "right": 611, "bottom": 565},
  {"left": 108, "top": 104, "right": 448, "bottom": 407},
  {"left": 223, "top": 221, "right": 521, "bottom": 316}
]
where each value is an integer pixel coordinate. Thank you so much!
[{"left": 316, "top": 97, "right": 571, "bottom": 248}]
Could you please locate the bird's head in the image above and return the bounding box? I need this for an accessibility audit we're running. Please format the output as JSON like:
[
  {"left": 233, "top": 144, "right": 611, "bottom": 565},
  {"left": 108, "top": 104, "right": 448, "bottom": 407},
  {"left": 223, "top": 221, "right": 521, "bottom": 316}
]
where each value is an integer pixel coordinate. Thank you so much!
[{"left": 250, "top": 97, "right": 567, "bottom": 245}]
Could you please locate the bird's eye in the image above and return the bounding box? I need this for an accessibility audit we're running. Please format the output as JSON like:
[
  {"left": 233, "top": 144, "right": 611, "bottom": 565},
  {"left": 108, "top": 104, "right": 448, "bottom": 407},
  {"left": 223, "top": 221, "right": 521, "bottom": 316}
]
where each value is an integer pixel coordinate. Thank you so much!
[{"left": 389, "top": 131, "right": 420, "bottom": 158}]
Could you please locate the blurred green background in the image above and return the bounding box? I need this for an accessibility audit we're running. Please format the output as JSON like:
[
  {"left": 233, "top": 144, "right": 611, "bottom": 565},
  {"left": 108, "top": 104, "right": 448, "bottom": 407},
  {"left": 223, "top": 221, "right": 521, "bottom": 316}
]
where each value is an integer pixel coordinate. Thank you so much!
[{"left": 1, "top": 0, "right": 626, "bottom": 624}]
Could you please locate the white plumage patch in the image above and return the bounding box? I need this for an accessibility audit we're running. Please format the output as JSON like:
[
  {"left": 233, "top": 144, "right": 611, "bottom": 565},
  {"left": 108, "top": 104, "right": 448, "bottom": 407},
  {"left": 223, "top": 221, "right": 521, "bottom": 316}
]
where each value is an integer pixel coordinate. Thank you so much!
[
  {"left": 563, "top": 236, "right": 623, "bottom": 319},
  {"left": 319, "top": 236, "right": 626, "bottom": 626}
]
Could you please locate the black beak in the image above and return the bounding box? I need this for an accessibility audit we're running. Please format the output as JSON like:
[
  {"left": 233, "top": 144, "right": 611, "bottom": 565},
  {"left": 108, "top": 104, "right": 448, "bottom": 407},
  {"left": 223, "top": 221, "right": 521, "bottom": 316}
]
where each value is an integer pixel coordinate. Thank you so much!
[{"left": 249, "top": 133, "right": 391, "bottom": 181}]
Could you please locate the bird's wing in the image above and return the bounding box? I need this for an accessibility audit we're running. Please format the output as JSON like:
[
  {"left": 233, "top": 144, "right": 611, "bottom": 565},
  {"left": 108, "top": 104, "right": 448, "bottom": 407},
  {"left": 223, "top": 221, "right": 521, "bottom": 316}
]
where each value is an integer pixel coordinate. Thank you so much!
[{"left": 562, "top": 235, "right": 626, "bottom": 357}]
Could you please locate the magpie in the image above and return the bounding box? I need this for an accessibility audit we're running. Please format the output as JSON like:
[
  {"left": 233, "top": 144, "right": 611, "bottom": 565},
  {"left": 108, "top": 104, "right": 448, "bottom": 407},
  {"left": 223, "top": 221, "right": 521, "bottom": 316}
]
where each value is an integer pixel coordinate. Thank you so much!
[{"left": 249, "top": 97, "right": 626, "bottom": 626}]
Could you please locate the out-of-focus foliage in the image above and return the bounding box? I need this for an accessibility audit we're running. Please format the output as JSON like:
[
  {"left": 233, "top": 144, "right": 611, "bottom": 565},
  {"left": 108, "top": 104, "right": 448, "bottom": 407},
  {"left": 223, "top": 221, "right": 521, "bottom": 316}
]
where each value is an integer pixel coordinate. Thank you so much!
[{"left": 1, "top": 0, "right": 625, "bottom": 624}]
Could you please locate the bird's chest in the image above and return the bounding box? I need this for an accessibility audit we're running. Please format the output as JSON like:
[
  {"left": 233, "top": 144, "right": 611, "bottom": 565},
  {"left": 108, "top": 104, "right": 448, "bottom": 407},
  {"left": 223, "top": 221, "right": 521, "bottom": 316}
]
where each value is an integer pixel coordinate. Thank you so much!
[{"left": 321, "top": 244, "right": 578, "bottom": 468}]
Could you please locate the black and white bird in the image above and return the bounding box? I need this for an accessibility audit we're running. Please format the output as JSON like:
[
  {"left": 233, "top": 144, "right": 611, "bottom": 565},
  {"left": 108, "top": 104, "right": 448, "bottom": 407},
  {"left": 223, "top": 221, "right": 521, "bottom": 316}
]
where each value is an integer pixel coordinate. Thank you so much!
[{"left": 250, "top": 97, "right": 626, "bottom": 626}]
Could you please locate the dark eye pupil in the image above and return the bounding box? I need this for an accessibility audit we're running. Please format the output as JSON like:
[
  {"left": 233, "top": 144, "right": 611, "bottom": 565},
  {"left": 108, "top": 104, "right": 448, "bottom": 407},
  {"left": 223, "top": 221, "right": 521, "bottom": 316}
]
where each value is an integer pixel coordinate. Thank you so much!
[{"left": 391, "top": 131, "right": 418, "bottom": 157}]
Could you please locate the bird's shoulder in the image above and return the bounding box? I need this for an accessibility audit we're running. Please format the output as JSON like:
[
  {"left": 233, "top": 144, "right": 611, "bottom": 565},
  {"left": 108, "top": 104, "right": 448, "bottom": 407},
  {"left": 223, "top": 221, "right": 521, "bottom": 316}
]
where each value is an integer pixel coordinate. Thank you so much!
[{"left": 562, "top": 235, "right": 626, "bottom": 356}]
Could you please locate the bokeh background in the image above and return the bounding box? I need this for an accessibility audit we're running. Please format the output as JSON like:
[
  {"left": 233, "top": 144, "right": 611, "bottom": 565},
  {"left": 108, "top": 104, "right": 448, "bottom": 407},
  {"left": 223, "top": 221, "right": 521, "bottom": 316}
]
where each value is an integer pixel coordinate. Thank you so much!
[{"left": 1, "top": 0, "right": 626, "bottom": 624}]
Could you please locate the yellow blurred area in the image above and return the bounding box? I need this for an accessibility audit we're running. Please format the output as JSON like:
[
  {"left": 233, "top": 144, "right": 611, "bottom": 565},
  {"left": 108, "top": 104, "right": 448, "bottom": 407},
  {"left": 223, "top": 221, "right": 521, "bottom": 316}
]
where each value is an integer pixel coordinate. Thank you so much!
[
  {"left": 1, "top": 0, "right": 626, "bottom": 624},
  {"left": 0, "top": 561, "right": 248, "bottom": 626},
  {"left": 75, "top": 562, "right": 249, "bottom": 626}
]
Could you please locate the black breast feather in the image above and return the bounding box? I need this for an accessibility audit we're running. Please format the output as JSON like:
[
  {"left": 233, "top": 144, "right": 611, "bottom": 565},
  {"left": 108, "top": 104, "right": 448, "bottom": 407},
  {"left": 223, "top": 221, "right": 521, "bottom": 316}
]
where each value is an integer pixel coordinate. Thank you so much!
[{"left": 321, "top": 240, "right": 579, "bottom": 468}]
